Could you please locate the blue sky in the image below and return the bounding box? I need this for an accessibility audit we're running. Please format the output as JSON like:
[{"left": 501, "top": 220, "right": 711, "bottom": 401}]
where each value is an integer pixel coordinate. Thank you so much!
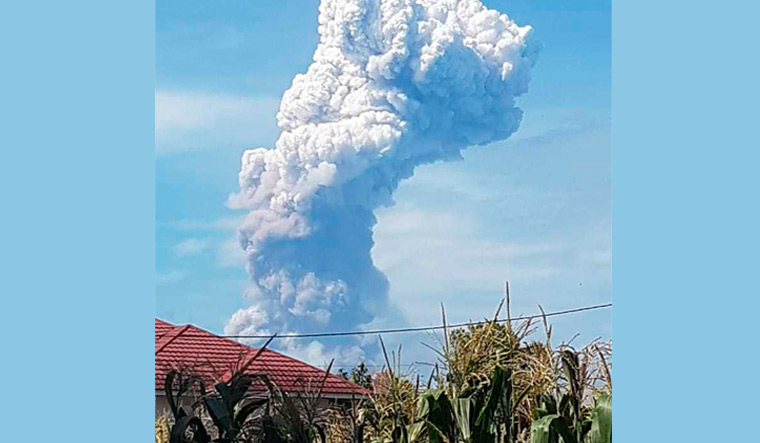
[{"left": 156, "top": 0, "right": 610, "bottom": 367}]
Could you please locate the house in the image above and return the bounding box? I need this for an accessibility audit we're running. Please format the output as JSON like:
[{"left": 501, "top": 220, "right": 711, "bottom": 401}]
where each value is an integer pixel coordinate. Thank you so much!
[{"left": 155, "top": 318, "right": 368, "bottom": 416}]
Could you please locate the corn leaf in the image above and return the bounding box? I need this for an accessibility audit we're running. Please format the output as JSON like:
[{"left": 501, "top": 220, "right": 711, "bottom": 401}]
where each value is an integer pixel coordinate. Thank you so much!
[
  {"left": 589, "top": 393, "right": 611, "bottom": 443},
  {"left": 530, "top": 414, "right": 575, "bottom": 443}
]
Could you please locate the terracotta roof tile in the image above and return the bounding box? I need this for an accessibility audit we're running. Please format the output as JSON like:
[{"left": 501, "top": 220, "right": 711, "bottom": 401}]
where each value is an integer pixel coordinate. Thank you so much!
[{"left": 155, "top": 319, "right": 368, "bottom": 398}]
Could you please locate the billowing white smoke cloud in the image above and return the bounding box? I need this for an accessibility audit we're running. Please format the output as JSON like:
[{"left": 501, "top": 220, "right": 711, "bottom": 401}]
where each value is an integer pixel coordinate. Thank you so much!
[{"left": 225, "top": 0, "right": 539, "bottom": 364}]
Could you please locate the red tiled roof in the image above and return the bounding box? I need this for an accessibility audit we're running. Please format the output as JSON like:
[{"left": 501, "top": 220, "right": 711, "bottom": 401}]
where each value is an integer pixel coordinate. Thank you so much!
[{"left": 155, "top": 318, "right": 368, "bottom": 398}]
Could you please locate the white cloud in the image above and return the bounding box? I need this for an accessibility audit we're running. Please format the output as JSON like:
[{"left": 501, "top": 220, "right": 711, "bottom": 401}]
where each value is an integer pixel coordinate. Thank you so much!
[
  {"left": 163, "top": 215, "right": 245, "bottom": 232},
  {"left": 155, "top": 91, "right": 280, "bottom": 154},
  {"left": 172, "top": 238, "right": 213, "bottom": 257},
  {"left": 222, "top": 0, "right": 539, "bottom": 362},
  {"left": 157, "top": 270, "right": 188, "bottom": 285},
  {"left": 217, "top": 237, "right": 247, "bottom": 268},
  {"left": 161, "top": 217, "right": 248, "bottom": 267},
  {"left": 372, "top": 201, "right": 611, "bottom": 327},
  {"left": 373, "top": 205, "right": 567, "bottom": 290},
  {"left": 278, "top": 339, "right": 366, "bottom": 368}
]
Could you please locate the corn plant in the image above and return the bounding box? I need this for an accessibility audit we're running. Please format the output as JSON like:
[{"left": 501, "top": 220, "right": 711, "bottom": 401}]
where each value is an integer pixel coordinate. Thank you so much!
[
  {"left": 529, "top": 393, "right": 611, "bottom": 443},
  {"left": 413, "top": 365, "right": 531, "bottom": 443},
  {"left": 165, "top": 337, "right": 275, "bottom": 443},
  {"left": 164, "top": 368, "right": 211, "bottom": 443},
  {"left": 366, "top": 300, "right": 611, "bottom": 443},
  {"left": 327, "top": 395, "right": 369, "bottom": 443},
  {"left": 587, "top": 393, "right": 611, "bottom": 443},
  {"left": 361, "top": 339, "right": 422, "bottom": 443},
  {"left": 256, "top": 360, "right": 336, "bottom": 443},
  {"left": 165, "top": 369, "right": 272, "bottom": 443},
  {"left": 529, "top": 348, "right": 612, "bottom": 443}
]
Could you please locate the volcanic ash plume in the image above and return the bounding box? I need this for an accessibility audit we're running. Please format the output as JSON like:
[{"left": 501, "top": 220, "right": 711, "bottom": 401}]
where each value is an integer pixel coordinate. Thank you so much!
[{"left": 225, "top": 0, "right": 539, "bottom": 363}]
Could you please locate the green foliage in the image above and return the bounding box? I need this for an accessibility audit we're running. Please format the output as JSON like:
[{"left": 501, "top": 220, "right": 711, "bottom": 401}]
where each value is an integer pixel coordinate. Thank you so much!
[
  {"left": 165, "top": 337, "right": 278, "bottom": 443},
  {"left": 338, "top": 361, "right": 374, "bottom": 391},
  {"left": 413, "top": 366, "right": 529, "bottom": 443},
  {"left": 357, "top": 302, "right": 612, "bottom": 443},
  {"left": 162, "top": 302, "right": 611, "bottom": 443},
  {"left": 257, "top": 361, "right": 334, "bottom": 443},
  {"left": 529, "top": 394, "right": 611, "bottom": 443},
  {"left": 529, "top": 349, "right": 612, "bottom": 443},
  {"left": 529, "top": 414, "right": 573, "bottom": 443},
  {"left": 588, "top": 394, "right": 611, "bottom": 443},
  {"left": 165, "top": 370, "right": 271, "bottom": 443},
  {"left": 205, "top": 374, "right": 270, "bottom": 442}
]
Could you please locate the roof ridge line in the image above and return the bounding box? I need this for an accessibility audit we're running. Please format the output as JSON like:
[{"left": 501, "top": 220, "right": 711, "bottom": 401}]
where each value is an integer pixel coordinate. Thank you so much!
[
  {"left": 177, "top": 321, "right": 255, "bottom": 351},
  {"left": 155, "top": 324, "right": 191, "bottom": 355},
  {"left": 154, "top": 321, "right": 369, "bottom": 396}
]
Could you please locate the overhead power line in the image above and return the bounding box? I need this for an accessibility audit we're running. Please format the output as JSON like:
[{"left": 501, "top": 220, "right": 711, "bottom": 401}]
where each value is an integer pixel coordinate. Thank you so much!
[{"left": 222, "top": 302, "right": 611, "bottom": 340}]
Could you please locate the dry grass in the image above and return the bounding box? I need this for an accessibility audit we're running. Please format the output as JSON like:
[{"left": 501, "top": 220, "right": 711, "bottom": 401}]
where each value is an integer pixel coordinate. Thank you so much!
[
  {"left": 325, "top": 300, "right": 612, "bottom": 443},
  {"left": 426, "top": 300, "right": 611, "bottom": 436},
  {"left": 326, "top": 407, "right": 354, "bottom": 443},
  {"left": 431, "top": 302, "right": 554, "bottom": 424},
  {"left": 155, "top": 416, "right": 170, "bottom": 443},
  {"left": 160, "top": 299, "right": 610, "bottom": 443},
  {"left": 558, "top": 339, "right": 613, "bottom": 405},
  {"left": 355, "top": 340, "right": 420, "bottom": 443}
]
